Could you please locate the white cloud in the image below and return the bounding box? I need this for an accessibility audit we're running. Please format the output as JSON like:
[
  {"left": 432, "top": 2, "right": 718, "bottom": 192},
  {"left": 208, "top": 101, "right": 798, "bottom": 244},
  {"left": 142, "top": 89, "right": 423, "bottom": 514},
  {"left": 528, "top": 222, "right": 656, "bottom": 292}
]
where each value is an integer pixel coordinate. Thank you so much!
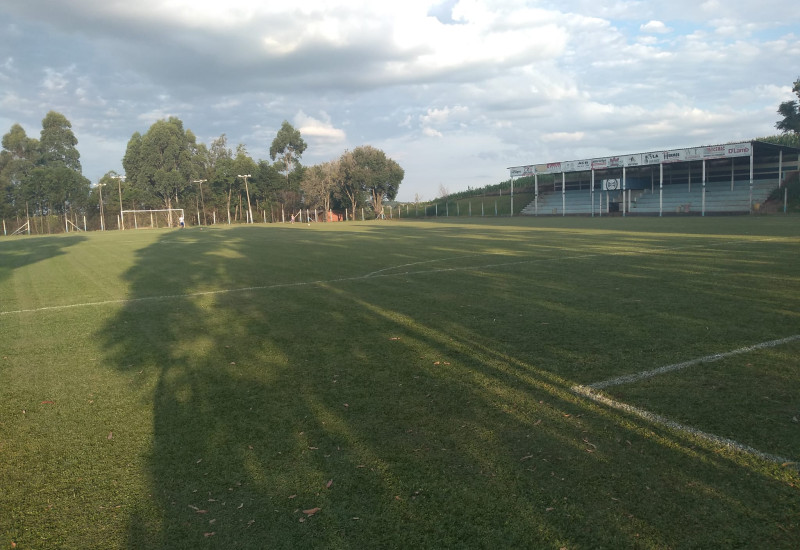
[
  {"left": 42, "top": 67, "right": 70, "bottom": 92},
  {"left": 640, "top": 20, "right": 671, "bottom": 34},
  {"left": 294, "top": 110, "right": 346, "bottom": 148}
]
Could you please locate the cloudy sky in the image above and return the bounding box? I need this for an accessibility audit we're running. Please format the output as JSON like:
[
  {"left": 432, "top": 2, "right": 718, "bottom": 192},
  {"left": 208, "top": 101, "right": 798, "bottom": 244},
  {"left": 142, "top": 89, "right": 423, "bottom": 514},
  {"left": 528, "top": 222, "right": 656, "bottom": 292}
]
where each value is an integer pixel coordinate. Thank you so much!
[{"left": 1, "top": 0, "right": 798, "bottom": 201}]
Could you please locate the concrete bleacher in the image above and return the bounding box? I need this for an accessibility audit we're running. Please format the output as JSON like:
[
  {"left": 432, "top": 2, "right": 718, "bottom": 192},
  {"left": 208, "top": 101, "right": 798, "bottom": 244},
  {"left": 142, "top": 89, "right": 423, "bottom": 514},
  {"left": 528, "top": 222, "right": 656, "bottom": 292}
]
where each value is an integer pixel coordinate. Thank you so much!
[
  {"left": 521, "top": 179, "right": 779, "bottom": 216},
  {"left": 629, "top": 179, "right": 777, "bottom": 214},
  {"left": 520, "top": 189, "right": 599, "bottom": 216}
]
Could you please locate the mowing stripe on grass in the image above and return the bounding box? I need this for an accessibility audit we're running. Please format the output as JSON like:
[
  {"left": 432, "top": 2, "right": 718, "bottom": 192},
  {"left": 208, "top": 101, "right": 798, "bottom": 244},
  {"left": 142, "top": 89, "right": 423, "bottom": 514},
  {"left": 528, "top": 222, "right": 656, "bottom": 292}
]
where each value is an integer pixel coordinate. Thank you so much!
[
  {"left": 588, "top": 335, "right": 800, "bottom": 390},
  {"left": 571, "top": 384, "right": 798, "bottom": 468}
]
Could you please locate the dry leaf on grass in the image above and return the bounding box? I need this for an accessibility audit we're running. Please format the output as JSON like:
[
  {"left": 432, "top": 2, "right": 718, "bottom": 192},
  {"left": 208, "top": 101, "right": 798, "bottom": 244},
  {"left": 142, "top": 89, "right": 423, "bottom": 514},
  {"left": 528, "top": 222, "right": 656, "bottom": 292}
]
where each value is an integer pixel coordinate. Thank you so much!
[
  {"left": 326, "top": 480, "right": 333, "bottom": 488},
  {"left": 303, "top": 507, "right": 321, "bottom": 516}
]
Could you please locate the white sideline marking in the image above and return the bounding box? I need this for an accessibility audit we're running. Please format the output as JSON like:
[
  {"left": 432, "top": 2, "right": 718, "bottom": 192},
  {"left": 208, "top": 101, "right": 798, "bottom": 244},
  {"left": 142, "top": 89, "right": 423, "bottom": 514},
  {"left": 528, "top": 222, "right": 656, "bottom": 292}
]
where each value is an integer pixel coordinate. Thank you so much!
[
  {"left": 572, "top": 384, "right": 796, "bottom": 467},
  {"left": 589, "top": 335, "right": 800, "bottom": 390},
  {"left": 0, "top": 235, "right": 787, "bottom": 317}
]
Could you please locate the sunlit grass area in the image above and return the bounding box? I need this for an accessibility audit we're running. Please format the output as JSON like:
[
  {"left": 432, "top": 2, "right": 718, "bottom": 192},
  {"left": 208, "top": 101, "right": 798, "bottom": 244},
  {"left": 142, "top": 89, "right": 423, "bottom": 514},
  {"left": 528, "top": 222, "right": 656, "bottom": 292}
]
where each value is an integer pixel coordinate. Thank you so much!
[{"left": 1, "top": 216, "right": 799, "bottom": 548}]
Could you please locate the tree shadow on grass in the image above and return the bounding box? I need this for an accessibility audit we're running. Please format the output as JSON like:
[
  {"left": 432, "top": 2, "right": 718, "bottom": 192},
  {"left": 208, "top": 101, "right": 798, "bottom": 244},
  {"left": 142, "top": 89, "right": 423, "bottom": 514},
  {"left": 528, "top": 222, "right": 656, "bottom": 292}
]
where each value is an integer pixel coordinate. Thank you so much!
[
  {"left": 99, "top": 226, "right": 800, "bottom": 548},
  {"left": 0, "top": 234, "right": 86, "bottom": 286}
]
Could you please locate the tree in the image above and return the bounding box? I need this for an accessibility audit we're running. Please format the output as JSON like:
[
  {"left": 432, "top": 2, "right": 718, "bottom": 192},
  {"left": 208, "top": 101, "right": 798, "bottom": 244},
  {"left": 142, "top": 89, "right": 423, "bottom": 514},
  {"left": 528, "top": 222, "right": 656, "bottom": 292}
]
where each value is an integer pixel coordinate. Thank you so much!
[
  {"left": 269, "top": 121, "right": 307, "bottom": 187},
  {"left": 39, "top": 111, "right": 82, "bottom": 172},
  {"left": 776, "top": 77, "right": 800, "bottom": 135},
  {"left": 350, "top": 146, "right": 404, "bottom": 216},
  {"left": 301, "top": 161, "right": 338, "bottom": 216},
  {"left": 0, "top": 124, "right": 38, "bottom": 217},
  {"left": 335, "top": 150, "right": 365, "bottom": 219},
  {"left": 232, "top": 144, "right": 257, "bottom": 223},
  {"left": 0, "top": 114, "right": 90, "bottom": 229},
  {"left": 123, "top": 117, "right": 195, "bottom": 221}
]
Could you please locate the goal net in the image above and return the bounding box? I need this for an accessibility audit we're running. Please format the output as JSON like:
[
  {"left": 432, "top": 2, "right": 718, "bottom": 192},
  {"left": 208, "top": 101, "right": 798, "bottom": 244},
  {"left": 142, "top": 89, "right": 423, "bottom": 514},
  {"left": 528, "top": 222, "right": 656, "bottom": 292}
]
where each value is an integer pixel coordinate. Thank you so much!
[{"left": 121, "top": 208, "right": 185, "bottom": 230}]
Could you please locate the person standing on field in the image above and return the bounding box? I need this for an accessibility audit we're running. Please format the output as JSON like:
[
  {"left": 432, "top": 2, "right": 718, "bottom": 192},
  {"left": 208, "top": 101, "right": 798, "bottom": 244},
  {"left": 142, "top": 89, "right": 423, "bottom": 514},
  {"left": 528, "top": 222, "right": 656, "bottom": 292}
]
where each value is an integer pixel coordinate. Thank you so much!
[{"left": 179, "top": 215, "right": 185, "bottom": 228}]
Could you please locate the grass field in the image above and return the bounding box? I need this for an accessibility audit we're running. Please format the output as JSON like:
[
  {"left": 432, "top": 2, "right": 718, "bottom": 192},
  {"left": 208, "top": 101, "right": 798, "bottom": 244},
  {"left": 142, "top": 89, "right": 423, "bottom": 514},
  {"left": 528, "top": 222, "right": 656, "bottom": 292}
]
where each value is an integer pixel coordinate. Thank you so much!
[{"left": 1, "top": 216, "right": 799, "bottom": 549}]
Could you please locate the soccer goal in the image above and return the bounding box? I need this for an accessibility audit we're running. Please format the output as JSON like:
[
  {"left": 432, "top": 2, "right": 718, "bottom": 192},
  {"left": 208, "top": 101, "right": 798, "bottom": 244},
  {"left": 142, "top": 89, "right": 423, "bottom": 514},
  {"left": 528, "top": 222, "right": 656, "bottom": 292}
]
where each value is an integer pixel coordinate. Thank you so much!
[{"left": 121, "top": 208, "right": 185, "bottom": 230}]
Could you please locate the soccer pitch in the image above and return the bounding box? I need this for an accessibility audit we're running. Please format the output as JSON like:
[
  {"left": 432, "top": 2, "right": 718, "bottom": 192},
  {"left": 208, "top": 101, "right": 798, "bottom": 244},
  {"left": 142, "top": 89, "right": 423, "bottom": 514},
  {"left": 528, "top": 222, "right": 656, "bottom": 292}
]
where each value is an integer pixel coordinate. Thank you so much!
[{"left": 1, "top": 217, "right": 799, "bottom": 548}]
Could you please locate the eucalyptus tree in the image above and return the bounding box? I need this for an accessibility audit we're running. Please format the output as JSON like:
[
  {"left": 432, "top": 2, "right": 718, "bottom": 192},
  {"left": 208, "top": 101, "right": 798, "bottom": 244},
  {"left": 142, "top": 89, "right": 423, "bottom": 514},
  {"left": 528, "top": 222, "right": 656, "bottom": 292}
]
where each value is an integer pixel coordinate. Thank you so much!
[
  {"left": 0, "top": 124, "right": 38, "bottom": 217},
  {"left": 269, "top": 121, "right": 307, "bottom": 189},
  {"left": 122, "top": 117, "right": 195, "bottom": 216},
  {"left": 203, "top": 134, "right": 235, "bottom": 222},
  {"left": 1, "top": 113, "right": 90, "bottom": 226},
  {"left": 39, "top": 111, "right": 82, "bottom": 172}
]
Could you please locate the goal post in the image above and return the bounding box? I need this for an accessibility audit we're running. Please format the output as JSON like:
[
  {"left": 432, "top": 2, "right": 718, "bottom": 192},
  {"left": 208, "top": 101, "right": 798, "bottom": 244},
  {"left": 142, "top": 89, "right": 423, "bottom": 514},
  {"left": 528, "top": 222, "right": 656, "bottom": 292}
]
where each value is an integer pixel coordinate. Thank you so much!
[{"left": 120, "top": 208, "right": 185, "bottom": 230}]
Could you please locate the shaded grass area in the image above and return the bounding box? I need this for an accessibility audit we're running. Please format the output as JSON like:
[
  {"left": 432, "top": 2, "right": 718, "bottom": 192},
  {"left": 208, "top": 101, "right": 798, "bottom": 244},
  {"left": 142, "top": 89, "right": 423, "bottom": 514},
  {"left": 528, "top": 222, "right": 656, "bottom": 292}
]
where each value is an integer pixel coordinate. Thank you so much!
[{"left": 1, "top": 217, "right": 800, "bottom": 548}]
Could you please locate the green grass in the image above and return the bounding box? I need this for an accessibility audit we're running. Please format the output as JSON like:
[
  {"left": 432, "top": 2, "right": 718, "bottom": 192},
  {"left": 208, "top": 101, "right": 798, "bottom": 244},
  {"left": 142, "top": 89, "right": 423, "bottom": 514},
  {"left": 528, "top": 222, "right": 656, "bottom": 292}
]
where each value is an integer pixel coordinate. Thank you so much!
[{"left": 1, "top": 217, "right": 799, "bottom": 548}]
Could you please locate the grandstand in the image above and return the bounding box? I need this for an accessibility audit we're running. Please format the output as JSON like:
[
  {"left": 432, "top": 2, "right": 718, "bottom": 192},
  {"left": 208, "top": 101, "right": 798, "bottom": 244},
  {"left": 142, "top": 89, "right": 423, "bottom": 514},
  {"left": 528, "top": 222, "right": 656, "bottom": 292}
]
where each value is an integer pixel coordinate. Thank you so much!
[{"left": 510, "top": 140, "right": 800, "bottom": 216}]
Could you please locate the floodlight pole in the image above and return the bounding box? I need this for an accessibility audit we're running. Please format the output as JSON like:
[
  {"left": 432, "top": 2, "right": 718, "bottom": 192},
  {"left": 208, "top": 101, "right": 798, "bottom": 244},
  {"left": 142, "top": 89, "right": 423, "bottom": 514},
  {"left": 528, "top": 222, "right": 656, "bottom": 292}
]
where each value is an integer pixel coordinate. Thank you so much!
[
  {"left": 238, "top": 174, "right": 254, "bottom": 224},
  {"left": 112, "top": 175, "right": 125, "bottom": 230},
  {"left": 193, "top": 179, "right": 207, "bottom": 225},
  {"left": 97, "top": 182, "right": 106, "bottom": 231}
]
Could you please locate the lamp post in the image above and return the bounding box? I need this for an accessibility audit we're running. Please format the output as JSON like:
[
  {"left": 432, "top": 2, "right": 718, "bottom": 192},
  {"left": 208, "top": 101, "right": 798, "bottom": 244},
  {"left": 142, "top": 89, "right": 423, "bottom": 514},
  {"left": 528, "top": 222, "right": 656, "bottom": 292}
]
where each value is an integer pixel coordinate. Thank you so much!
[
  {"left": 97, "top": 182, "right": 106, "bottom": 231},
  {"left": 193, "top": 179, "right": 207, "bottom": 226},
  {"left": 237, "top": 174, "right": 254, "bottom": 224},
  {"left": 111, "top": 175, "right": 125, "bottom": 230}
]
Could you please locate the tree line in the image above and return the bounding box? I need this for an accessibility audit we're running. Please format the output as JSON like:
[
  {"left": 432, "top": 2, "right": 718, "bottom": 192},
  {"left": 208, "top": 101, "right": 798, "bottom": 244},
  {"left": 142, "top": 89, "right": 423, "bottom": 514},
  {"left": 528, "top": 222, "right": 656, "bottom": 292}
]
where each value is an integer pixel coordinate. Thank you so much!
[
  {"left": 0, "top": 112, "right": 92, "bottom": 232},
  {"left": 1, "top": 114, "right": 404, "bottom": 231}
]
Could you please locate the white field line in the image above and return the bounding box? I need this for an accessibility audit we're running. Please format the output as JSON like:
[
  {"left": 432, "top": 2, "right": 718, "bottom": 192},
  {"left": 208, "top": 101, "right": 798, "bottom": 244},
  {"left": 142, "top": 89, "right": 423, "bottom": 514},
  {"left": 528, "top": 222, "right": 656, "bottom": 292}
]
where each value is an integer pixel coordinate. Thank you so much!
[
  {"left": 588, "top": 335, "right": 800, "bottom": 390},
  {"left": 571, "top": 384, "right": 797, "bottom": 467},
  {"left": 363, "top": 254, "right": 481, "bottom": 278},
  {"left": 0, "top": 236, "right": 785, "bottom": 317},
  {"left": 573, "top": 336, "right": 800, "bottom": 467}
]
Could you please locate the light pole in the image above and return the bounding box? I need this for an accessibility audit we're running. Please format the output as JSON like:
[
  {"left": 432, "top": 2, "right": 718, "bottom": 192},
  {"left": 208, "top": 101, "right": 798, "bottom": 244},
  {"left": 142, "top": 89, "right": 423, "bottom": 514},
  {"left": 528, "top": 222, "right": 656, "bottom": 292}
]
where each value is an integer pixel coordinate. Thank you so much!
[
  {"left": 237, "top": 174, "right": 254, "bottom": 224},
  {"left": 193, "top": 179, "right": 207, "bottom": 226},
  {"left": 97, "top": 182, "right": 106, "bottom": 231},
  {"left": 111, "top": 175, "right": 125, "bottom": 230}
]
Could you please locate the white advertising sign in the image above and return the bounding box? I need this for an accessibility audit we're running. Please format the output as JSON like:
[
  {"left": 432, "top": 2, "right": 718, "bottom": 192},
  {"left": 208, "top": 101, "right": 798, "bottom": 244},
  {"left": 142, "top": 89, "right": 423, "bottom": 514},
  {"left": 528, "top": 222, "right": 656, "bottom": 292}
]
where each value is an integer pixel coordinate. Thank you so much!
[{"left": 509, "top": 165, "right": 535, "bottom": 177}]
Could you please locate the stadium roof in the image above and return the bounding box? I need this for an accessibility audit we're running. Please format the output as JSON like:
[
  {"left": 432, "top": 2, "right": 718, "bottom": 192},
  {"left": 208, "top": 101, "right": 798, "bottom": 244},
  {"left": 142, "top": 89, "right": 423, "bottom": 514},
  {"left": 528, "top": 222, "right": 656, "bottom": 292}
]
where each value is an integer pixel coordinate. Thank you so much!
[{"left": 508, "top": 140, "right": 800, "bottom": 178}]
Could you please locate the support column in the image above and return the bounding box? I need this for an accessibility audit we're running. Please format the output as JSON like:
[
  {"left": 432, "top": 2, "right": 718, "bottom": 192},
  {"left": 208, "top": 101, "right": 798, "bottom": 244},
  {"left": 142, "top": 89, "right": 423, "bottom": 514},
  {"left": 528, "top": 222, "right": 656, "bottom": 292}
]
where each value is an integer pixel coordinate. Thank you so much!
[
  {"left": 749, "top": 148, "right": 754, "bottom": 213},
  {"left": 561, "top": 172, "right": 566, "bottom": 216},
  {"left": 591, "top": 169, "right": 595, "bottom": 217},
  {"left": 659, "top": 163, "right": 664, "bottom": 217},
  {"left": 702, "top": 160, "right": 706, "bottom": 217},
  {"left": 534, "top": 174, "right": 539, "bottom": 216},
  {"left": 510, "top": 177, "right": 514, "bottom": 217},
  {"left": 622, "top": 166, "right": 627, "bottom": 217}
]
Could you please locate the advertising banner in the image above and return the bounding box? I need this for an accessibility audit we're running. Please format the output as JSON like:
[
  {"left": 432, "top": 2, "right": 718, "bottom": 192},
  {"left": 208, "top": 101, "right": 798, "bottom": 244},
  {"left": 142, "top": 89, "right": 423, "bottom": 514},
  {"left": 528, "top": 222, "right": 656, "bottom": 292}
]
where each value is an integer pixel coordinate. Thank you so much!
[
  {"left": 509, "top": 165, "right": 535, "bottom": 177},
  {"left": 511, "top": 141, "right": 751, "bottom": 177}
]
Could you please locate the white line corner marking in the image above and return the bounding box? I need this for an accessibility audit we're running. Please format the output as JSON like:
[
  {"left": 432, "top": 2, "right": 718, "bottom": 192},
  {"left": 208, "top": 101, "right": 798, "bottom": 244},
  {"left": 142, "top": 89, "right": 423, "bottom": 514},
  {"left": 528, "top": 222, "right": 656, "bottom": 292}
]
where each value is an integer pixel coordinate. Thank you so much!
[{"left": 572, "top": 335, "right": 800, "bottom": 467}]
